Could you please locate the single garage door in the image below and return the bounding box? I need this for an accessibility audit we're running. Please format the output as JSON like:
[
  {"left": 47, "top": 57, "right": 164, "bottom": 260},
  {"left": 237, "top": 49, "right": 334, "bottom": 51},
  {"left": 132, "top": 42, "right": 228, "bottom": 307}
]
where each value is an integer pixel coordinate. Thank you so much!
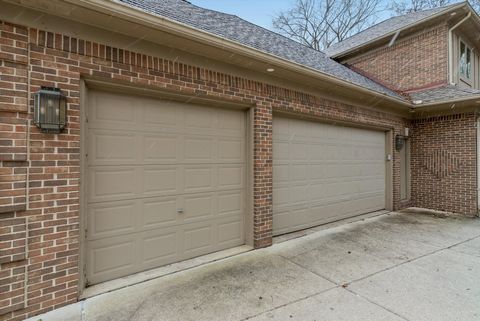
[
  {"left": 273, "top": 116, "right": 386, "bottom": 236},
  {"left": 86, "top": 90, "right": 246, "bottom": 285}
]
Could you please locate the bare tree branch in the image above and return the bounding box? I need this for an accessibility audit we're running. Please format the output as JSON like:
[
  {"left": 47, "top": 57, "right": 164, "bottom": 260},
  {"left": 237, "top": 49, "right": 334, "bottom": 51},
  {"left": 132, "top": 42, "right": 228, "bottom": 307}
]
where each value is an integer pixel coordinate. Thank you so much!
[
  {"left": 389, "top": 0, "right": 452, "bottom": 14},
  {"left": 273, "top": 0, "right": 479, "bottom": 51},
  {"left": 469, "top": 0, "right": 480, "bottom": 13},
  {"left": 272, "top": 0, "right": 382, "bottom": 51}
]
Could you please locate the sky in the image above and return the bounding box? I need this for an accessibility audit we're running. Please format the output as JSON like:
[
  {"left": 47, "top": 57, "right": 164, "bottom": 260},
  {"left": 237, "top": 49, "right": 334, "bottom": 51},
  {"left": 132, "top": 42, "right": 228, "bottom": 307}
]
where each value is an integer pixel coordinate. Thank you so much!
[
  {"left": 189, "top": 0, "right": 294, "bottom": 30},
  {"left": 189, "top": 0, "right": 396, "bottom": 31}
]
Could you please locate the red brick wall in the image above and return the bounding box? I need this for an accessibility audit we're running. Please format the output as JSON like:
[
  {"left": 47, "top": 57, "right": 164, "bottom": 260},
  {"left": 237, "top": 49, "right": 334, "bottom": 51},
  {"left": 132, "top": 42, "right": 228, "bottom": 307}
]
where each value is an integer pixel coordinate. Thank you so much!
[
  {"left": 411, "top": 113, "right": 478, "bottom": 216},
  {"left": 344, "top": 24, "right": 449, "bottom": 92},
  {"left": 0, "top": 19, "right": 418, "bottom": 320}
]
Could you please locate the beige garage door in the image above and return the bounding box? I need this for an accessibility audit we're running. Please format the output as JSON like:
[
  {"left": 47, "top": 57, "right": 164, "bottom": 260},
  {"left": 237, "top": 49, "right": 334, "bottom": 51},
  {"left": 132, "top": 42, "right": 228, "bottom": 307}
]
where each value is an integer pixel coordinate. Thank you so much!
[
  {"left": 85, "top": 90, "right": 246, "bottom": 285},
  {"left": 273, "top": 116, "right": 386, "bottom": 236}
]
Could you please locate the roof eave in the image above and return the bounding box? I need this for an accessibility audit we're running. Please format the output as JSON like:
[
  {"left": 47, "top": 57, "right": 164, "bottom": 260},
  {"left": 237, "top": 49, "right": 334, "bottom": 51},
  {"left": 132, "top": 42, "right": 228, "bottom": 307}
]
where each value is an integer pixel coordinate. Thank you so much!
[
  {"left": 412, "top": 94, "right": 480, "bottom": 110},
  {"left": 59, "top": 0, "right": 412, "bottom": 108}
]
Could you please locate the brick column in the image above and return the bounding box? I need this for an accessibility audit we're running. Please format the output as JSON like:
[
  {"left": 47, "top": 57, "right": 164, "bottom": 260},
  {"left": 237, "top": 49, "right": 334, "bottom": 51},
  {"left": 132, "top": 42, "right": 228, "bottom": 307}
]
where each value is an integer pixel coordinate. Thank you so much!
[{"left": 253, "top": 101, "right": 273, "bottom": 248}]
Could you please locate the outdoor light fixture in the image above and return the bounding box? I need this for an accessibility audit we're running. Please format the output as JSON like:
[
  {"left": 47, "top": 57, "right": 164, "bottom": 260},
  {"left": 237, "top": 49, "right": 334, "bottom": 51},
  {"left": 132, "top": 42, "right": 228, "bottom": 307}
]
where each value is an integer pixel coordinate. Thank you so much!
[
  {"left": 395, "top": 134, "right": 406, "bottom": 151},
  {"left": 34, "top": 87, "right": 67, "bottom": 133}
]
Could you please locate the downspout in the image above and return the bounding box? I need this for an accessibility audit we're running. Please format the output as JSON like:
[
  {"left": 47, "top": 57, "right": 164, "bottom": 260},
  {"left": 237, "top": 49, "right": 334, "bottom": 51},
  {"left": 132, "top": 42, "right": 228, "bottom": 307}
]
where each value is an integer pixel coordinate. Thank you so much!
[{"left": 448, "top": 12, "right": 471, "bottom": 84}]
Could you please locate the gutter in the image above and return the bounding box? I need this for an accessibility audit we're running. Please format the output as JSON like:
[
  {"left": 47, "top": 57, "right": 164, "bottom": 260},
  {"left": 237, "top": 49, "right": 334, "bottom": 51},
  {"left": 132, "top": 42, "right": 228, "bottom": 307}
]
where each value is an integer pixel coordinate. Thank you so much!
[
  {"left": 412, "top": 94, "right": 480, "bottom": 110},
  {"left": 448, "top": 11, "right": 472, "bottom": 84},
  {"left": 62, "top": 0, "right": 412, "bottom": 108}
]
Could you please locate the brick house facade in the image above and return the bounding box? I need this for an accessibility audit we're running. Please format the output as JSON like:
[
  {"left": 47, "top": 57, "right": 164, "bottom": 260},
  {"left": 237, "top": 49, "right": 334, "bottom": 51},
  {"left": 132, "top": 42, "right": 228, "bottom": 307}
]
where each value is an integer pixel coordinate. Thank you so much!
[
  {"left": 411, "top": 113, "right": 478, "bottom": 215},
  {"left": 342, "top": 24, "right": 449, "bottom": 92},
  {"left": 0, "top": 1, "right": 479, "bottom": 320}
]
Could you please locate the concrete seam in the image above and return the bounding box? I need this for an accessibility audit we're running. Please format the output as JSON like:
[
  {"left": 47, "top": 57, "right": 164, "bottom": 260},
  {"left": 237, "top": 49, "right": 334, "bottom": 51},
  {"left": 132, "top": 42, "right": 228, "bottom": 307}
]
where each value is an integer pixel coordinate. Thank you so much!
[
  {"left": 240, "top": 284, "right": 338, "bottom": 321},
  {"left": 280, "top": 255, "right": 341, "bottom": 286},
  {"left": 344, "top": 287, "right": 412, "bottom": 321}
]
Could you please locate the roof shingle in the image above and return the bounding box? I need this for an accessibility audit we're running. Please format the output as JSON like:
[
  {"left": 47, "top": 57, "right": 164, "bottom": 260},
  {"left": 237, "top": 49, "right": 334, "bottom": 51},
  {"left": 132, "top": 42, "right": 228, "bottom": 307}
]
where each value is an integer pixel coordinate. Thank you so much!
[
  {"left": 409, "top": 84, "right": 480, "bottom": 105},
  {"left": 117, "top": 0, "right": 404, "bottom": 100}
]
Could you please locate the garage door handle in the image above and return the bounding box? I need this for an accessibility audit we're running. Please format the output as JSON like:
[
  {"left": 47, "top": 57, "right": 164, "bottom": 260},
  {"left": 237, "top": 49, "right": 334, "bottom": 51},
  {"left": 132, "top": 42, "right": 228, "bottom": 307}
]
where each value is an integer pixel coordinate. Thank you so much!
[{"left": 177, "top": 209, "right": 184, "bottom": 214}]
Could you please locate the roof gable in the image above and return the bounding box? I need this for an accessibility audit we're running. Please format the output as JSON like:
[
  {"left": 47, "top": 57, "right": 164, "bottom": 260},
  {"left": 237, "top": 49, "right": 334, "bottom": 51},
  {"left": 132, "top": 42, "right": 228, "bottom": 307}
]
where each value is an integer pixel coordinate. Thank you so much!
[{"left": 325, "top": 2, "right": 466, "bottom": 58}]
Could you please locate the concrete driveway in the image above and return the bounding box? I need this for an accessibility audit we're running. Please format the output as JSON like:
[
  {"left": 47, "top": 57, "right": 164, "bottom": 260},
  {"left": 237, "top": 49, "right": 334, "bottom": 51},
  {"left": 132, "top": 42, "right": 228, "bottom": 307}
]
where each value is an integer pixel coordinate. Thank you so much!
[{"left": 29, "top": 211, "right": 480, "bottom": 321}]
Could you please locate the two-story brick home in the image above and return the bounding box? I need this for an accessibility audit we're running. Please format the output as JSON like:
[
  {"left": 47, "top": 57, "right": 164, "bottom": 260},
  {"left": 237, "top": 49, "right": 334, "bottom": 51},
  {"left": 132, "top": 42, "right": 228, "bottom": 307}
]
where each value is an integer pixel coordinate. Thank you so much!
[
  {"left": 326, "top": 1, "right": 480, "bottom": 219},
  {"left": 0, "top": 0, "right": 479, "bottom": 319}
]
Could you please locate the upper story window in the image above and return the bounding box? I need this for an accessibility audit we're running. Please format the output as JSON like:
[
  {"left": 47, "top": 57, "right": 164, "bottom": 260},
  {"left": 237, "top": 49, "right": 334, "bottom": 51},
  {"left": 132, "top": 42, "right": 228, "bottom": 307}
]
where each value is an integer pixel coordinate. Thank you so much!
[{"left": 459, "top": 40, "right": 472, "bottom": 82}]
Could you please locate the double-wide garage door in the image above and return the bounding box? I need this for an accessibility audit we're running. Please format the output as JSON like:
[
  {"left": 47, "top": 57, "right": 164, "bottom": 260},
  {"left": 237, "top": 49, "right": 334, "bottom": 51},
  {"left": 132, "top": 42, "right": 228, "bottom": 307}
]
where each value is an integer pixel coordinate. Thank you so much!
[
  {"left": 86, "top": 90, "right": 246, "bottom": 285},
  {"left": 273, "top": 116, "right": 386, "bottom": 236}
]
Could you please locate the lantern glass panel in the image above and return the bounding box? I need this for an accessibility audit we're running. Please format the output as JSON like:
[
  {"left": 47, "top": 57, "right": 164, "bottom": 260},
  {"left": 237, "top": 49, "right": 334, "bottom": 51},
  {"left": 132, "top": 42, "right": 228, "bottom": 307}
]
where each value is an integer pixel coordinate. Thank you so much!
[{"left": 33, "top": 87, "right": 67, "bottom": 133}]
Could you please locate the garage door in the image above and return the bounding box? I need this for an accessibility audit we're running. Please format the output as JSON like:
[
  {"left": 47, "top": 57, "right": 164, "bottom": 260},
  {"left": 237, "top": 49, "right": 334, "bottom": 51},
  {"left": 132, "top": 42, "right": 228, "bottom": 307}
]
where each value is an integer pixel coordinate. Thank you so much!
[
  {"left": 86, "top": 90, "right": 246, "bottom": 285},
  {"left": 273, "top": 116, "right": 385, "bottom": 236}
]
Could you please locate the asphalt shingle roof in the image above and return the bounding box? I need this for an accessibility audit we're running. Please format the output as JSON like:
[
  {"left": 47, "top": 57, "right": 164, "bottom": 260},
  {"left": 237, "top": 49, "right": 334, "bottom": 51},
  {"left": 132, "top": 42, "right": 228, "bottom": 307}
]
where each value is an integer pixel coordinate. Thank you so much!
[
  {"left": 326, "top": 3, "right": 463, "bottom": 57},
  {"left": 116, "top": 0, "right": 404, "bottom": 100},
  {"left": 409, "top": 85, "right": 480, "bottom": 105}
]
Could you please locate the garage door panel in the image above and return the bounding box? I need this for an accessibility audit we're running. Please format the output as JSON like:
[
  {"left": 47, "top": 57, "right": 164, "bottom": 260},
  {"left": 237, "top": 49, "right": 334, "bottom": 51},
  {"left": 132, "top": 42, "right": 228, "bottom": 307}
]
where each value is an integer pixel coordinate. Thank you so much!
[
  {"left": 273, "top": 164, "right": 289, "bottom": 183},
  {"left": 86, "top": 90, "right": 246, "bottom": 285},
  {"left": 183, "top": 225, "right": 214, "bottom": 256},
  {"left": 88, "top": 229, "right": 181, "bottom": 285},
  {"left": 89, "top": 195, "right": 246, "bottom": 242},
  {"left": 142, "top": 100, "right": 180, "bottom": 127},
  {"left": 143, "top": 167, "right": 179, "bottom": 195},
  {"left": 218, "top": 191, "right": 243, "bottom": 216},
  {"left": 273, "top": 186, "right": 290, "bottom": 207},
  {"left": 88, "top": 237, "right": 136, "bottom": 283},
  {"left": 88, "top": 131, "right": 183, "bottom": 166},
  {"left": 88, "top": 167, "right": 138, "bottom": 201},
  {"left": 142, "top": 197, "right": 178, "bottom": 227},
  {"left": 141, "top": 231, "right": 177, "bottom": 265},
  {"left": 309, "top": 164, "right": 325, "bottom": 179},
  {"left": 89, "top": 92, "right": 137, "bottom": 126},
  {"left": 291, "top": 164, "right": 308, "bottom": 181},
  {"left": 184, "top": 136, "right": 215, "bottom": 161},
  {"left": 218, "top": 165, "right": 243, "bottom": 189},
  {"left": 291, "top": 143, "right": 308, "bottom": 160},
  {"left": 291, "top": 185, "right": 309, "bottom": 203},
  {"left": 185, "top": 107, "right": 216, "bottom": 129},
  {"left": 310, "top": 145, "right": 325, "bottom": 161},
  {"left": 183, "top": 193, "right": 214, "bottom": 221},
  {"left": 219, "top": 108, "right": 245, "bottom": 131},
  {"left": 274, "top": 207, "right": 310, "bottom": 234},
  {"left": 88, "top": 130, "right": 138, "bottom": 164},
  {"left": 273, "top": 116, "right": 386, "bottom": 236},
  {"left": 273, "top": 142, "right": 289, "bottom": 161},
  {"left": 218, "top": 218, "right": 244, "bottom": 246},
  {"left": 308, "top": 183, "right": 325, "bottom": 199},
  {"left": 142, "top": 134, "right": 180, "bottom": 163},
  {"left": 88, "top": 200, "right": 136, "bottom": 239},
  {"left": 218, "top": 138, "right": 244, "bottom": 161},
  {"left": 309, "top": 203, "right": 349, "bottom": 224},
  {"left": 289, "top": 119, "right": 309, "bottom": 138},
  {"left": 184, "top": 166, "right": 215, "bottom": 192},
  {"left": 272, "top": 210, "right": 291, "bottom": 233}
]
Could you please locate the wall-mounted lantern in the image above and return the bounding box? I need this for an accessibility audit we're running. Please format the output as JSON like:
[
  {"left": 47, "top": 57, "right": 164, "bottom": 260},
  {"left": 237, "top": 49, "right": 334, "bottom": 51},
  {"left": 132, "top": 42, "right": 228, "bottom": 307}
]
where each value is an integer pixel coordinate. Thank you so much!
[
  {"left": 33, "top": 87, "right": 67, "bottom": 134},
  {"left": 395, "top": 134, "right": 406, "bottom": 151}
]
